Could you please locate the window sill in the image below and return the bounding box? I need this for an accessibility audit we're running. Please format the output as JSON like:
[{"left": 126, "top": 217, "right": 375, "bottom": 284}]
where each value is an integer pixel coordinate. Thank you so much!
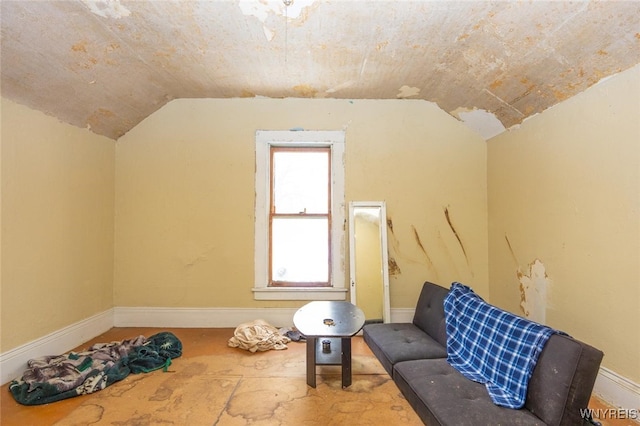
[{"left": 252, "top": 287, "right": 348, "bottom": 301}]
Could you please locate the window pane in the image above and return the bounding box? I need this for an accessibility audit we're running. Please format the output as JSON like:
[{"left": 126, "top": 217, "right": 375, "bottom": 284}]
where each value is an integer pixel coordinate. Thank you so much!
[
  {"left": 271, "top": 218, "right": 328, "bottom": 283},
  {"left": 273, "top": 150, "right": 328, "bottom": 214}
]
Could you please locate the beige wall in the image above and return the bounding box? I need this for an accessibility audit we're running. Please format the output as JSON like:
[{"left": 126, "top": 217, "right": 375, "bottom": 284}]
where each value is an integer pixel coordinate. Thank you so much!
[
  {"left": 487, "top": 65, "right": 640, "bottom": 382},
  {"left": 114, "top": 98, "right": 489, "bottom": 310},
  {"left": 0, "top": 98, "right": 115, "bottom": 352}
]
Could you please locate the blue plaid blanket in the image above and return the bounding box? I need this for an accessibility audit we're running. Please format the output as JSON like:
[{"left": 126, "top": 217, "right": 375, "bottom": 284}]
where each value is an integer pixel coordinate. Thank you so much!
[{"left": 444, "top": 282, "right": 559, "bottom": 409}]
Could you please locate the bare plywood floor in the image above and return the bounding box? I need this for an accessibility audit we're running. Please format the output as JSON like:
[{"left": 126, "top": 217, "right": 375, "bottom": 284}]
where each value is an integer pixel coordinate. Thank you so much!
[{"left": 0, "top": 328, "right": 633, "bottom": 425}]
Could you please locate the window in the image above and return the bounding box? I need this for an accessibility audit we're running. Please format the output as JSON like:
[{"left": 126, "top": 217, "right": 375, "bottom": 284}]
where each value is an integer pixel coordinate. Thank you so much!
[
  {"left": 253, "top": 131, "right": 346, "bottom": 300},
  {"left": 270, "top": 147, "right": 330, "bottom": 286}
]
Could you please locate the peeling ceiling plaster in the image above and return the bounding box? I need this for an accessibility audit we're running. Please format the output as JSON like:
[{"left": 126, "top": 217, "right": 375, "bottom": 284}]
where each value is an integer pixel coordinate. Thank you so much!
[
  {"left": 1, "top": 0, "right": 639, "bottom": 140},
  {"left": 452, "top": 108, "right": 506, "bottom": 139},
  {"left": 397, "top": 85, "right": 421, "bottom": 99},
  {"left": 81, "top": 0, "right": 131, "bottom": 19}
]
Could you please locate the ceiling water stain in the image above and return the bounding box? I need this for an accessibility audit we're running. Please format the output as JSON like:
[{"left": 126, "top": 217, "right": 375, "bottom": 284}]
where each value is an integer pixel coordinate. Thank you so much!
[
  {"left": 292, "top": 84, "right": 317, "bottom": 97},
  {"left": 71, "top": 41, "right": 88, "bottom": 53},
  {"left": 86, "top": 108, "right": 114, "bottom": 129},
  {"left": 490, "top": 79, "right": 503, "bottom": 90},
  {"left": 376, "top": 41, "right": 389, "bottom": 51}
]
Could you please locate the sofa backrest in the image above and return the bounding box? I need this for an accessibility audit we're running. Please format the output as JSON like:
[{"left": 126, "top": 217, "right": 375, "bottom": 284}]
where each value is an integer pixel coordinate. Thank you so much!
[
  {"left": 412, "top": 281, "right": 449, "bottom": 347},
  {"left": 525, "top": 333, "right": 604, "bottom": 426}
]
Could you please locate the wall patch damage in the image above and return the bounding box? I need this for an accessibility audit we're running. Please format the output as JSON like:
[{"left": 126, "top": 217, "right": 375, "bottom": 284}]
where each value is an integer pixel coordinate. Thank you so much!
[{"left": 517, "top": 259, "right": 550, "bottom": 324}]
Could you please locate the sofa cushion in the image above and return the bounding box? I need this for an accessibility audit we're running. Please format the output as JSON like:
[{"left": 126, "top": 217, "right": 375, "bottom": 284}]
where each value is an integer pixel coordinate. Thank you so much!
[
  {"left": 412, "top": 281, "right": 449, "bottom": 347},
  {"left": 393, "top": 358, "right": 546, "bottom": 426},
  {"left": 363, "top": 323, "right": 447, "bottom": 377}
]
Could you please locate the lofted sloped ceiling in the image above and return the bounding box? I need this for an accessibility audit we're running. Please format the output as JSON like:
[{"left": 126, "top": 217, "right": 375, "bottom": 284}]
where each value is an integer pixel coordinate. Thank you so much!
[{"left": 1, "top": 0, "right": 639, "bottom": 140}]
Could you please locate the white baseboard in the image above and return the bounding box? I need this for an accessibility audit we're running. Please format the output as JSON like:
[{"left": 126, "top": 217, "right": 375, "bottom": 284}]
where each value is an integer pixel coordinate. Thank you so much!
[
  {"left": 593, "top": 366, "right": 640, "bottom": 411},
  {"left": 0, "top": 309, "right": 113, "bottom": 385},
  {"left": 390, "top": 308, "right": 415, "bottom": 323},
  {"left": 114, "top": 306, "right": 416, "bottom": 328},
  {"left": 113, "top": 306, "right": 301, "bottom": 328}
]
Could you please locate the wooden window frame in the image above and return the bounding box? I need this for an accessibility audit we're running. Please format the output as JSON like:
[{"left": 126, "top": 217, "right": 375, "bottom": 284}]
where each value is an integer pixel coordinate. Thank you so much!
[{"left": 253, "top": 130, "right": 346, "bottom": 301}]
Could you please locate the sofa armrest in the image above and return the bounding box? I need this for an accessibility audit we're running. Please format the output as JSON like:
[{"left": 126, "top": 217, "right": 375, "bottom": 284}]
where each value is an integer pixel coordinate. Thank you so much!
[{"left": 525, "top": 334, "right": 604, "bottom": 426}]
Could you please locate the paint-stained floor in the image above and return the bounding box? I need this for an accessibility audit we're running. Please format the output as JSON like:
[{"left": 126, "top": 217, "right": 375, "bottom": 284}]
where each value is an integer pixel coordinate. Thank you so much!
[{"left": 0, "top": 328, "right": 634, "bottom": 425}]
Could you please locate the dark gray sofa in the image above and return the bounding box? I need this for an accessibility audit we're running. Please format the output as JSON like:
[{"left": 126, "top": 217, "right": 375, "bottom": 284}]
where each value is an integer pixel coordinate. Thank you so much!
[{"left": 363, "top": 281, "right": 604, "bottom": 426}]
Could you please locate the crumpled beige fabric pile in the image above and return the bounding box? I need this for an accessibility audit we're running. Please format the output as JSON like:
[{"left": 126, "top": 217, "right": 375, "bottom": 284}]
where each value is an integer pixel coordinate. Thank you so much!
[{"left": 227, "top": 319, "right": 291, "bottom": 352}]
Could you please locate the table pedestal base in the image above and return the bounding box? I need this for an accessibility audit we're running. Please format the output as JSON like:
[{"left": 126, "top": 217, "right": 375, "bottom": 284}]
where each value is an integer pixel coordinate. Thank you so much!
[{"left": 305, "top": 337, "right": 352, "bottom": 388}]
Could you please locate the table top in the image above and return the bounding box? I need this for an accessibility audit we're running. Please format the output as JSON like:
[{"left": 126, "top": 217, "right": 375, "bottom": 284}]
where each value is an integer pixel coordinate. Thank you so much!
[{"left": 293, "top": 301, "right": 365, "bottom": 338}]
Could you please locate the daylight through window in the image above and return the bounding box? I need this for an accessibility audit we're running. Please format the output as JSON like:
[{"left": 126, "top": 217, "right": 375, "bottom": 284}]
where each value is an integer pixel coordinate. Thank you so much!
[{"left": 270, "top": 147, "right": 331, "bottom": 286}]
